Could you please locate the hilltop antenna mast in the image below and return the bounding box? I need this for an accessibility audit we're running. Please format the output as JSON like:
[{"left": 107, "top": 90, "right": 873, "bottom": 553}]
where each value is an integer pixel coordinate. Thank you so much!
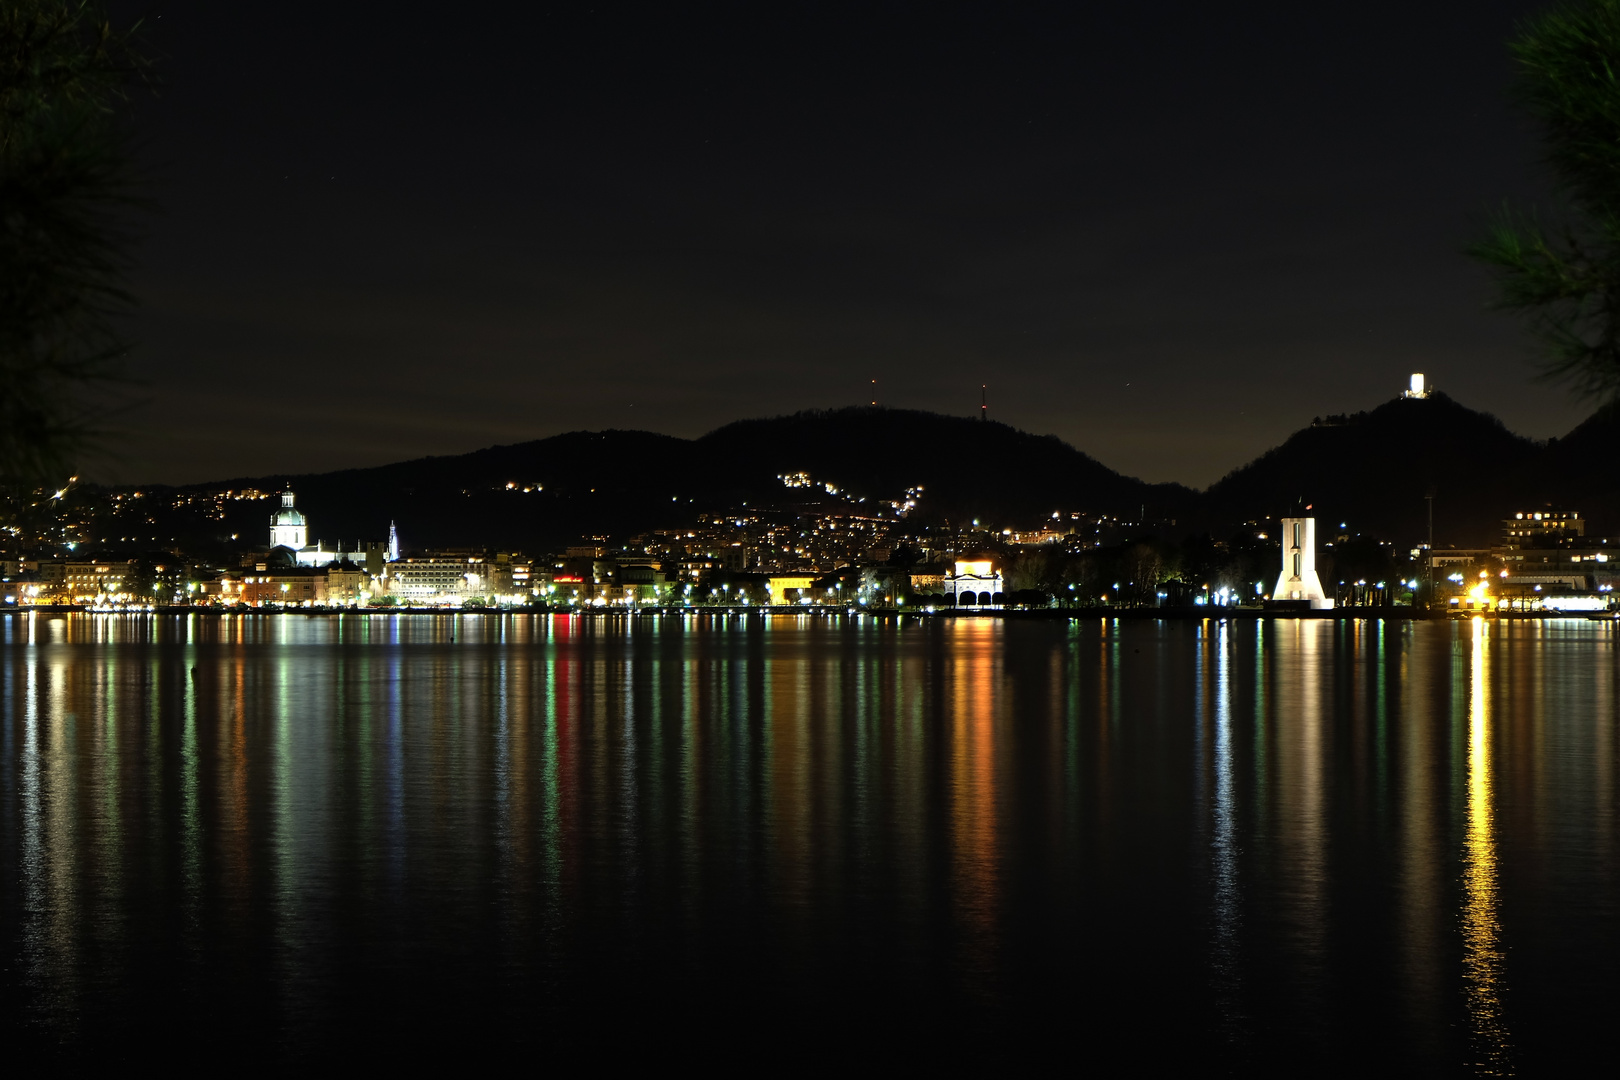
[
  {"left": 870, "top": 379, "right": 878, "bottom": 407},
  {"left": 980, "top": 384, "right": 987, "bottom": 422}
]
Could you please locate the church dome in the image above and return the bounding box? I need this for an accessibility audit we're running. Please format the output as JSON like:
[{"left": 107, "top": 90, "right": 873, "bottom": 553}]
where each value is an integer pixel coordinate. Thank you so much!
[{"left": 270, "top": 489, "right": 306, "bottom": 528}]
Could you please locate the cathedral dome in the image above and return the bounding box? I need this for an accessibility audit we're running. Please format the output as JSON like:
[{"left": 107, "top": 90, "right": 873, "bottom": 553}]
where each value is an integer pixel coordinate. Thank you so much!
[{"left": 270, "top": 489, "right": 309, "bottom": 549}]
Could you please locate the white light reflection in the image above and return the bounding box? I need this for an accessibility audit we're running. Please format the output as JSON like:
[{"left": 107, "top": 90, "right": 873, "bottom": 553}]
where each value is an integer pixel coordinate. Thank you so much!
[
  {"left": 1210, "top": 619, "right": 1246, "bottom": 1041},
  {"left": 1462, "top": 617, "right": 1513, "bottom": 1074}
]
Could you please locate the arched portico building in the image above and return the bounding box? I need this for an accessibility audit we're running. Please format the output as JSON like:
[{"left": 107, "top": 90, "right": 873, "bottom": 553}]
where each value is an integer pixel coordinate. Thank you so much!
[{"left": 943, "top": 560, "right": 1004, "bottom": 607}]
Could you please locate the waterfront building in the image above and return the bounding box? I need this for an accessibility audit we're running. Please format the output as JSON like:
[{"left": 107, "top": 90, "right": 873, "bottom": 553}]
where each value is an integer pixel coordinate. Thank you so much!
[
  {"left": 612, "top": 562, "right": 664, "bottom": 604},
  {"left": 383, "top": 553, "right": 515, "bottom": 603},
  {"left": 36, "top": 561, "right": 66, "bottom": 599},
  {"left": 232, "top": 567, "right": 328, "bottom": 606},
  {"left": 325, "top": 566, "right": 371, "bottom": 604},
  {"left": 0, "top": 575, "right": 31, "bottom": 605},
  {"left": 508, "top": 557, "right": 533, "bottom": 594},
  {"left": 195, "top": 575, "right": 234, "bottom": 603},
  {"left": 63, "top": 559, "right": 138, "bottom": 604},
  {"left": 908, "top": 564, "right": 948, "bottom": 594},
  {"left": 768, "top": 574, "right": 819, "bottom": 605},
  {"left": 549, "top": 573, "right": 589, "bottom": 604},
  {"left": 944, "top": 558, "right": 1003, "bottom": 606}
]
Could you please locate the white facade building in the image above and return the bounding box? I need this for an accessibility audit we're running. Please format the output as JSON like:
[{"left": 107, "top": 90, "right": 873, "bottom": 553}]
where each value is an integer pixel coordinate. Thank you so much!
[
  {"left": 1274, "top": 516, "right": 1334, "bottom": 608},
  {"left": 944, "top": 559, "right": 1003, "bottom": 607},
  {"left": 383, "top": 555, "right": 510, "bottom": 602}
]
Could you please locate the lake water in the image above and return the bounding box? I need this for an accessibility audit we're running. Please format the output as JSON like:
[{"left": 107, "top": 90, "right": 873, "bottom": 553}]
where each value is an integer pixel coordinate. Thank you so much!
[{"left": 0, "top": 613, "right": 1614, "bottom": 1072}]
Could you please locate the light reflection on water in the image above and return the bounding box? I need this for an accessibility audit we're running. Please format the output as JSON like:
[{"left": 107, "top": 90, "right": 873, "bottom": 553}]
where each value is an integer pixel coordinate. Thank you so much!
[
  {"left": 1463, "top": 618, "right": 1511, "bottom": 1075},
  {"left": 0, "top": 612, "right": 1615, "bottom": 1070}
]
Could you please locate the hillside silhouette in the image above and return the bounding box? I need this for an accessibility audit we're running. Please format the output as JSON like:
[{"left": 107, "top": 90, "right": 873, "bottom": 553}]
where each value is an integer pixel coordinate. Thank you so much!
[
  {"left": 126, "top": 409, "right": 1191, "bottom": 551},
  {"left": 88, "top": 397, "right": 1614, "bottom": 552},
  {"left": 1205, "top": 393, "right": 1542, "bottom": 546},
  {"left": 1518, "top": 402, "right": 1620, "bottom": 536},
  {"left": 694, "top": 408, "right": 1194, "bottom": 524}
]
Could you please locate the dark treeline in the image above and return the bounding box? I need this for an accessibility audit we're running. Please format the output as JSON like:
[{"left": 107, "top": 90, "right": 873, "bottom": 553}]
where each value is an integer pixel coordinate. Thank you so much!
[{"left": 984, "top": 531, "right": 1417, "bottom": 607}]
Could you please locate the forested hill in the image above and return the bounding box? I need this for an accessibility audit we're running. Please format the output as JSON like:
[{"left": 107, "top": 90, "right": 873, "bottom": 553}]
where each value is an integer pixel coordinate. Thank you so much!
[
  {"left": 693, "top": 409, "right": 1195, "bottom": 526},
  {"left": 1205, "top": 393, "right": 1546, "bottom": 545},
  {"left": 87, "top": 397, "right": 1615, "bottom": 552},
  {"left": 114, "top": 409, "right": 1193, "bottom": 551},
  {"left": 1528, "top": 402, "right": 1620, "bottom": 535}
]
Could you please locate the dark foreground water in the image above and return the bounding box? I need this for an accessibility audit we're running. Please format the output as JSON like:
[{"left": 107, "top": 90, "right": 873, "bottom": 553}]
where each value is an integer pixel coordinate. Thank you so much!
[{"left": 0, "top": 613, "right": 1615, "bottom": 1072}]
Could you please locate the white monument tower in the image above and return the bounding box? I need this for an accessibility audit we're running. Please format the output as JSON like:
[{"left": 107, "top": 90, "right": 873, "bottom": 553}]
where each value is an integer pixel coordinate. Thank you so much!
[
  {"left": 1274, "top": 515, "right": 1334, "bottom": 608},
  {"left": 388, "top": 521, "right": 400, "bottom": 562}
]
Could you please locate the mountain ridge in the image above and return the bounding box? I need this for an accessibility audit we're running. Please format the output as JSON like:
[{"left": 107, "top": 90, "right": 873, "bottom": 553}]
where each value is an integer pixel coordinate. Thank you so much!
[{"left": 86, "top": 398, "right": 1617, "bottom": 551}]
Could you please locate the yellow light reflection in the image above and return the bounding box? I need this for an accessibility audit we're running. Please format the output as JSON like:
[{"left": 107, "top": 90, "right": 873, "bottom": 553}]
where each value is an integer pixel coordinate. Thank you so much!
[
  {"left": 1462, "top": 616, "right": 1513, "bottom": 1074},
  {"left": 950, "top": 621, "right": 1001, "bottom": 981}
]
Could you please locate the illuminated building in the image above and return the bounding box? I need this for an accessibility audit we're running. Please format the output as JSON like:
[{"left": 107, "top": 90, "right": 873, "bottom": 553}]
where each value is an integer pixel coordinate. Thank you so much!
[
  {"left": 908, "top": 564, "right": 948, "bottom": 594},
  {"left": 612, "top": 562, "right": 664, "bottom": 604},
  {"left": 768, "top": 574, "right": 819, "bottom": 605},
  {"left": 62, "top": 559, "right": 138, "bottom": 604},
  {"left": 1471, "top": 507, "right": 1618, "bottom": 609},
  {"left": 382, "top": 553, "right": 515, "bottom": 602},
  {"left": 325, "top": 566, "right": 370, "bottom": 603},
  {"left": 550, "top": 574, "right": 587, "bottom": 603},
  {"left": 1273, "top": 516, "right": 1334, "bottom": 608},
  {"left": 944, "top": 559, "right": 1003, "bottom": 607},
  {"left": 269, "top": 488, "right": 384, "bottom": 569},
  {"left": 36, "top": 561, "right": 66, "bottom": 598},
  {"left": 2, "top": 559, "right": 42, "bottom": 605},
  {"left": 269, "top": 490, "right": 308, "bottom": 550},
  {"left": 235, "top": 567, "right": 327, "bottom": 605},
  {"left": 1502, "top": 509, "right": 1584, "bottom": 550},
  {"left": 508, "top": 557, "right": 533, "bottom": 591},
  {"left": 1402, "top": 372, "right": 1430, "bottom": 399}
]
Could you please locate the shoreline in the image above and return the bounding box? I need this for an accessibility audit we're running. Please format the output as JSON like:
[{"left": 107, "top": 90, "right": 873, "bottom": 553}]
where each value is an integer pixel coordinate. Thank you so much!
[{"left": 2, "top": 604, "right": 1611, "bottom": 622}]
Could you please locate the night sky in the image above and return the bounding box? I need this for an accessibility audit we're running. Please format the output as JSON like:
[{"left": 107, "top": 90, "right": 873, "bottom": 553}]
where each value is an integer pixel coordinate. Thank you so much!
[{"left": 111, "top": 1, "right": 1579, "bottom": 489}]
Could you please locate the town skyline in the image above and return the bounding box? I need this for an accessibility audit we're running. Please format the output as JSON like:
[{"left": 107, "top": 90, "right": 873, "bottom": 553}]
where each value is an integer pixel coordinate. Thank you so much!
[{"left": 9, "top": 373, "right": 1615, "bottom": 616}]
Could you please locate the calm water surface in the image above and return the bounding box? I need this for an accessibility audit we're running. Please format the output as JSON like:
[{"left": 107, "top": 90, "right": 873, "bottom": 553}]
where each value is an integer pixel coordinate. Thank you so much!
[{"left": 1, "top": 613, "right": 1615, "bottom": 1072}]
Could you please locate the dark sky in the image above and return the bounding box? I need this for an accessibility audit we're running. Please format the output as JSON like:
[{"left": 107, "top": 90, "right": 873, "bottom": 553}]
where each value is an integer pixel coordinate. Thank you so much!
[{"left": 109, "top": 1, "right": 1579, "bottom": 489}]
